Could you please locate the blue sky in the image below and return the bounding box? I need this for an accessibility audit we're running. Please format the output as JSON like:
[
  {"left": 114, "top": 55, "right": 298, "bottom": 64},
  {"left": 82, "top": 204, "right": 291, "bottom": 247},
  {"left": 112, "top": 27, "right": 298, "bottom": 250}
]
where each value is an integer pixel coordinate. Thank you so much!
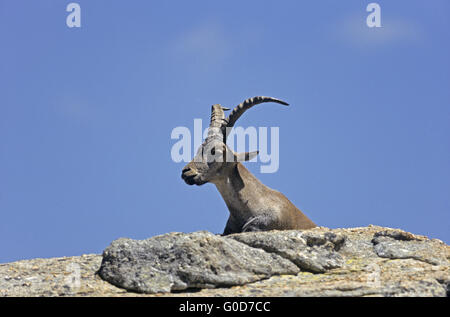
[{"left": 1, "top": 1, "right": 449, "bottom": 263}]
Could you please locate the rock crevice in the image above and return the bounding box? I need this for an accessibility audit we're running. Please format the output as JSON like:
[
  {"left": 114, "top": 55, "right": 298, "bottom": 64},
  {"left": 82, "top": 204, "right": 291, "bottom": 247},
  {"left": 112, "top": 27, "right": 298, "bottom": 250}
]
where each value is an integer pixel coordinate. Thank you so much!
[{"left": 227, "top": 230, "right": 346, "bottom": 273}]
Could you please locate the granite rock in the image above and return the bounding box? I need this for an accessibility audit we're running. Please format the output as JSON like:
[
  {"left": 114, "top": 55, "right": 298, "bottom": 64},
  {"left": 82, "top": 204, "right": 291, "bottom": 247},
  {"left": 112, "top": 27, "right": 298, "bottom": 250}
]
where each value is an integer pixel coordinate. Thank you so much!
[
  {"left": 98, "top": 231, "right": 299, "bottom": 293},
  {"left": 228, "top": 230, "right": 346, "bottom": 273},
  {"left": 1, "top": 226, "right": 449, "bottom": 297}
]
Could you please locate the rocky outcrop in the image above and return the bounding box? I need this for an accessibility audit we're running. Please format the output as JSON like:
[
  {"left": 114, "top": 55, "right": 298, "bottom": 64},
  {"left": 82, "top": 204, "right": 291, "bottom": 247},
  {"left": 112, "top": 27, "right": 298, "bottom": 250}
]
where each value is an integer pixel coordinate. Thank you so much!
[
  {"left": 228, "top": 230, "right": 346, "bottom": 273},
  {"left": 98, "top": 231, "right": 299, "bottom": 293},
  {"left": 1, "top": 226, "right": 449, "bottom": 297}
]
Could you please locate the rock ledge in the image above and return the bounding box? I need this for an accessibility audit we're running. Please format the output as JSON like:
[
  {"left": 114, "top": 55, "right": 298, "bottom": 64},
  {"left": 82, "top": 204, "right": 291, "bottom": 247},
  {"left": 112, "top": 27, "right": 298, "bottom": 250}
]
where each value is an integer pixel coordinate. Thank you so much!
[{"left": 1, "top": 226, "right": 449, "bottom": 297}]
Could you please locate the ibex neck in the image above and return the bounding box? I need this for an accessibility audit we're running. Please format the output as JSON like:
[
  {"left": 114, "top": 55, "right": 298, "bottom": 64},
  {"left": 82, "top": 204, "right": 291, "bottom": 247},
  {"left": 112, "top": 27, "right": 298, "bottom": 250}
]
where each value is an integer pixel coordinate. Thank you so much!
[{"left": 213, "top": 163, "right": 266, "bottom": 221}]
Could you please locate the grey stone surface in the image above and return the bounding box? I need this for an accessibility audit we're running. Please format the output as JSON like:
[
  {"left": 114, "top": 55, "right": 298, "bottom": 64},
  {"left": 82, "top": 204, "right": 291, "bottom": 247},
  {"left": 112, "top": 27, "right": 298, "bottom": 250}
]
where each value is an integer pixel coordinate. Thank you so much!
[
  {"left": 228, "top": 230, "right": 346, "bottom": 273},
  {"left": 98, "top": 231, "right": 299, "bottom": 293},
  {"left": 0, "top": 254, "right": 125, "bottom": 297},
  {"left": 372, "top": 229, "right": 448, "bottom": 265},
  {"left": 1, "top": 226, "right": 449, "bottom": 297}
]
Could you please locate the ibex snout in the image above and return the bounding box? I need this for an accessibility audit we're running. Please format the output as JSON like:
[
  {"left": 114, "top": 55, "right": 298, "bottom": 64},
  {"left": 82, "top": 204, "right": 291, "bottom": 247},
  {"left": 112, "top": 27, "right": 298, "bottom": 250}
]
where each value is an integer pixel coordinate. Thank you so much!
[
  {"left": 181, "top": 165, "right": 196, "bottom": 185},
  {"left": 181, "top": 163, "right": 207, "bottom": 186}
]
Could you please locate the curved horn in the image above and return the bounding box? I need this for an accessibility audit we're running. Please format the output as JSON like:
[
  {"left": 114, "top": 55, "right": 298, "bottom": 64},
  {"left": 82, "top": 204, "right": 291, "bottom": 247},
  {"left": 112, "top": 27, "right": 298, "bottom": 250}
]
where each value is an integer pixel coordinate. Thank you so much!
[
  {"left": 207, "top": 104, "right": 229, "bottom": 141},
  {"left": 224, "top": 96, "right": 289, "bottom": 139}
]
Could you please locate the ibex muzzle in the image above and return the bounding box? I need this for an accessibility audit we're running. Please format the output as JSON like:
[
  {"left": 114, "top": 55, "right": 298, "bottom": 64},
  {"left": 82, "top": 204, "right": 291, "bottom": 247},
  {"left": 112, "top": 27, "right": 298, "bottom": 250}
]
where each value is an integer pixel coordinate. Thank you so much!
[{"left": 181, "top": 96, "right": 316, "bottom": 234}]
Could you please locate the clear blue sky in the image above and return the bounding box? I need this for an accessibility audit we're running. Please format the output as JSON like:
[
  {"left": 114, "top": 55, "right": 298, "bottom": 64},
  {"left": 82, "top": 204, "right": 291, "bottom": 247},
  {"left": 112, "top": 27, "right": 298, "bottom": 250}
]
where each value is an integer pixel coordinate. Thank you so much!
[{"left": 1, "top": 1, "right": 449, "bottom": 263}]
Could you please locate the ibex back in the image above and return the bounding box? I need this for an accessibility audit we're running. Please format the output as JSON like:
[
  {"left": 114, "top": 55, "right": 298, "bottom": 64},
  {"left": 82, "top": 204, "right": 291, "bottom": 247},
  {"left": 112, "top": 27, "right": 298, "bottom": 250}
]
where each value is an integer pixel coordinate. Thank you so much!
[{"left": 181, "top": 96, "right": 316, "bottom": 234}]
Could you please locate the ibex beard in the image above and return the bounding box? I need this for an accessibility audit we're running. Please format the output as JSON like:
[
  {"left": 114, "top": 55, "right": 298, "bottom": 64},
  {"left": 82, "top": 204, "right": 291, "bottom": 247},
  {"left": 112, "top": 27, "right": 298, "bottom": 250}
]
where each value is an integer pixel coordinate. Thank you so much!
[{"left": 181, "top": 96, "right": 316, "bottom": 235}]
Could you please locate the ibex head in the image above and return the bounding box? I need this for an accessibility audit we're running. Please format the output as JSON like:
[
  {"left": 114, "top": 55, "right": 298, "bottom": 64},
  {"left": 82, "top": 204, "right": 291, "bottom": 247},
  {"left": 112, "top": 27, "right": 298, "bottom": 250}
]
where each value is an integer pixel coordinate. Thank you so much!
[{"left": 181, "top": 96, "right": 288, "bottom": 186}]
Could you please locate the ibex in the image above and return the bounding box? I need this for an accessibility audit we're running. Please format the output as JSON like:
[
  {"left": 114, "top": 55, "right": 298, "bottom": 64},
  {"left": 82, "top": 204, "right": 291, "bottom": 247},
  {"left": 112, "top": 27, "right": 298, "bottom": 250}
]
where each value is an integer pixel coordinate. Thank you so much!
[{"left": 181, "top": 96, "right": 316, "bottom": 235}]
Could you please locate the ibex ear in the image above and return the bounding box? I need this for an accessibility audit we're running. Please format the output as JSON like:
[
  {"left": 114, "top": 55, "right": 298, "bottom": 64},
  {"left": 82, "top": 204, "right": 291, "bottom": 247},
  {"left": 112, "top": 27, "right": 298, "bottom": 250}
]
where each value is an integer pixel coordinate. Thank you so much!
[{"left": 234, "top": 151, "right": 259, "bottom": 162}]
